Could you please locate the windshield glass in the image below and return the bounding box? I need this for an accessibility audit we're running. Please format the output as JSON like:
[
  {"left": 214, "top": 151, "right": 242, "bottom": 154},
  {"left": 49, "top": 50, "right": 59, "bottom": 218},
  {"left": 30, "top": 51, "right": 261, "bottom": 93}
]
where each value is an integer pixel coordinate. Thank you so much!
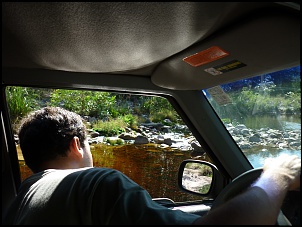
[{"left": 203, "top": 65, "right": 301, "bottom": 168}]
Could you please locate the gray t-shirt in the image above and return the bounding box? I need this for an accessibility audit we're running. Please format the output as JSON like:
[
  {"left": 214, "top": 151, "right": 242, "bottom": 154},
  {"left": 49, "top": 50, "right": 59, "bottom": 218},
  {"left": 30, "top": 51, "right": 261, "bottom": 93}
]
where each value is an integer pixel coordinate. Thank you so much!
[{"left": 3, "top": 167, "right": 200, "bottom": 224}]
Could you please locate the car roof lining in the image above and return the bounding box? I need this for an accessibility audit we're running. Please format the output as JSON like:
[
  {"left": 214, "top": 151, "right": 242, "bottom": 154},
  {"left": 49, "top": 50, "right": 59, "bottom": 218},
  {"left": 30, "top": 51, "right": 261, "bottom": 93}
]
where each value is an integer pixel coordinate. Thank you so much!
[
  {"left": 2, "top": 2, "right": 300, "bottom": 90},
  {"left": 1, "top": 2, "right": 253, "bottom": 72},
  {"left": 152, "top": 9, "right": 300, "bottom": 90}
]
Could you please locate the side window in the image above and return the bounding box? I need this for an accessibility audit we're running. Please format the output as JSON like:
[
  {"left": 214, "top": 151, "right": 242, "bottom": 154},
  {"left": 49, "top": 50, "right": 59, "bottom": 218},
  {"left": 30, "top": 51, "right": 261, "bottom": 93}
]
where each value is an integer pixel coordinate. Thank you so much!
[
  {"left": 5, "top": 87, "right": 211, "bottom": 202},
  {"left": 203, "top": 66, "right": 301, "bottom": 168}
]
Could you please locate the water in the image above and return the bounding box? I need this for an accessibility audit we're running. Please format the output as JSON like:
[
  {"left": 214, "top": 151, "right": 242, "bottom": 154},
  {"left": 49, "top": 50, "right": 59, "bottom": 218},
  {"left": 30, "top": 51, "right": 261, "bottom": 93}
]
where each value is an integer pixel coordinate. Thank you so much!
[
  {"left": 242, "top": 115, "right": 301, "bottom": 168},
  {"left": 244, "top": 115, "right": 301, "bottom": 131},
  {"left": 245, "top": 148, "right": 301, "bottom": 168},
  {"left": 91, "top": 143, "right": 209, "bottom": 202}
]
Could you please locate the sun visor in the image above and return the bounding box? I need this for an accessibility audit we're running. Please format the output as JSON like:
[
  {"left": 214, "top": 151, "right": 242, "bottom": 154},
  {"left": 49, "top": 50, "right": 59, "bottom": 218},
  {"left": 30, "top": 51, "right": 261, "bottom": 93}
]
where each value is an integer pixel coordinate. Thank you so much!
[{"left": 151, "top": 11, "right": 300, "bottom": 90}]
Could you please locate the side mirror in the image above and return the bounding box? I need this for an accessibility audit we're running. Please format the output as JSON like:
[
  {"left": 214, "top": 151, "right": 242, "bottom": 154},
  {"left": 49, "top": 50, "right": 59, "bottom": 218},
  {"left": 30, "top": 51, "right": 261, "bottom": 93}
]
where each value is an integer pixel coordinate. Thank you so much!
[{"left": 178, "top": 160, "right": 225, "bottom": 197}]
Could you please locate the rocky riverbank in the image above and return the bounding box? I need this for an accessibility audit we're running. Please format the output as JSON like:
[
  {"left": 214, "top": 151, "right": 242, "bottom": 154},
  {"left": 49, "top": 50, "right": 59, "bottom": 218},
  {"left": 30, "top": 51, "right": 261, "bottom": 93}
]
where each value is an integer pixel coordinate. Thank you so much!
[{"left": 86, "top": 120, "right": 301, "bottom": 155}]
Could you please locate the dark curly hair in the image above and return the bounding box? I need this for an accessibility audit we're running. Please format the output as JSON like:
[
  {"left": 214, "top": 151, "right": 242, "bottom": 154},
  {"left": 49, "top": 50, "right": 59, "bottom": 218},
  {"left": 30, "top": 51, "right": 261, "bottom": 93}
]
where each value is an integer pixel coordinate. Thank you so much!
[{"left": 18, "top": 106, "right": 87, "bottom": 173}]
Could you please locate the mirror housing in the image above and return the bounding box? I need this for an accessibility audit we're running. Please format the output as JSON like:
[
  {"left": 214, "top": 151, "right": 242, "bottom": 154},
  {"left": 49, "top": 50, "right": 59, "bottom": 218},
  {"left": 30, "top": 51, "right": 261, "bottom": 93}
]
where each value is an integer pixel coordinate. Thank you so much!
[{"left": 178, "top": 160, "right": 226, "bottom": 198}]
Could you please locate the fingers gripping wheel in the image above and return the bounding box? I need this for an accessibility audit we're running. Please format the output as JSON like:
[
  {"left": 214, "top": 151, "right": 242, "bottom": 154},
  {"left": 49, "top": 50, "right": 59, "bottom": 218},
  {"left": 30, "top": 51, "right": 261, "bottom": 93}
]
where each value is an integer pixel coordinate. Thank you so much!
[{"left": 211, "top": 168, "right": 291, "bottom": 226}]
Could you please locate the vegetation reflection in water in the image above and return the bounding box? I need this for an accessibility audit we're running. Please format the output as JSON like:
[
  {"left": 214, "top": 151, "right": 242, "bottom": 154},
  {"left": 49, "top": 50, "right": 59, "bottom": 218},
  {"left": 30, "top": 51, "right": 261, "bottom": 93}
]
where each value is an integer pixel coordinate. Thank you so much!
[
  {"left": 91, "top": 143, "right": 209, "bottom": 202},
  {"left": 18, "top": 143, "right": 209, "bottom": 202}
]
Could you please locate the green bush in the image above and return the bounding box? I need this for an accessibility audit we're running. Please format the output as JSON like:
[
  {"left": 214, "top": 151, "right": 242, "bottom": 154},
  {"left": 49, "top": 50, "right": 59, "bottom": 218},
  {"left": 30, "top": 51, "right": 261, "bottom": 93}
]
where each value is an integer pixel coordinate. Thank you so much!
[
  {"left": 93, "top": 118, "right": 127, "bottom": 136},
  {"left": 228, "top": 84, "right": 301, "bottom": 116},
  {"left": 150, "top": 109, "right": 180, "bottom": 124},
  {"left": 5, "top": 86, "right": 41, "bottom": 125},
  {"left": 104, "top": 137, "right": 125, "bottom": 146},
  {"left": 120, "top": 114, "right": 138, "bottom": 129},
  {"left": 50, "top": 89, "right": 116, "bottom": 118},
  {"left": 142, "top": 96, "right": 174, "bottom": 114}
]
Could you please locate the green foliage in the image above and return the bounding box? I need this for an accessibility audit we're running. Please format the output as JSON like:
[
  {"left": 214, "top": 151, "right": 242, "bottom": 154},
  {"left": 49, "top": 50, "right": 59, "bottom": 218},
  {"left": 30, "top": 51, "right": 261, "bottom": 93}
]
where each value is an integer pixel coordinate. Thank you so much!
[
  {"left": 198, "top": 184, "right": 211, "bottom": 194},
  {"left": 228, "top": 84, "right": 301, "bottom": 116},
  {"left": 142, "top": 96, "right": 173, "bottom": 114},
  {"left": 284, "top": 91, "right": 301, "bottom": 114},
  {"left": 119, "top": 114, "right": 138, "bottom": 129},
  {"left": 142, "top": 96, "right": 180, "bottom": 123},
  {"left": 109, "top": 94, "right": 181, "bottom": 125},
  {"left": 221, "top": 118, "right": 231, "bottom": 124},
  {"left": 104, "top": 137, "right": 125, "bottom": 145},
  {"left": 150, "top": 109, "right": 180, "bottom": 124},
  {"left": 5, "top": 86, "right": 42, "bottom": 125},
  {"left": 7, "top": 81, "right": 300, "bottom": 137},
  {"left": 50, "top": 89, "right": 116, "bottom": 118},
  {"left": 93, "top": 118, "right": 127, "bottom": 136},
  {"left": 230, "top": 87, "right": 258, "bottom": 115}
]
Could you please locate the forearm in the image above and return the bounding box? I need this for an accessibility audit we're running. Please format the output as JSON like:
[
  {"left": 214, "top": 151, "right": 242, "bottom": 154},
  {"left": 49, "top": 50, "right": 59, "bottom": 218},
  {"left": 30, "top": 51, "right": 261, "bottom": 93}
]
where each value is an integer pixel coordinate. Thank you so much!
[
  {"left": 193, "top": 186, "right": 280, "bottom": 225},
  {"left": 193, "top": 172, "right": 289, "bottom": 225}
]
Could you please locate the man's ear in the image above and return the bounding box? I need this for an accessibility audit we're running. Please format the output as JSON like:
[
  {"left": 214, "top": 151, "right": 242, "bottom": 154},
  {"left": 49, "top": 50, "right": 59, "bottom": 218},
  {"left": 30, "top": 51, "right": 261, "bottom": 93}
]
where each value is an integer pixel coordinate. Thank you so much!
[{"left": 69, "top": 136, "right": 84, "bottom": 158}]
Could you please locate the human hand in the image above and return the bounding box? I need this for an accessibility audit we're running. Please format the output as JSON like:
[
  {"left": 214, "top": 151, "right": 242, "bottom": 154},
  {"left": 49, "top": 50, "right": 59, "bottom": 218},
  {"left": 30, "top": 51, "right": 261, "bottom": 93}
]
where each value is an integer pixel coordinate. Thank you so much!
[{"left": 263, "top": 154, "right": 301, "bottom": 191}]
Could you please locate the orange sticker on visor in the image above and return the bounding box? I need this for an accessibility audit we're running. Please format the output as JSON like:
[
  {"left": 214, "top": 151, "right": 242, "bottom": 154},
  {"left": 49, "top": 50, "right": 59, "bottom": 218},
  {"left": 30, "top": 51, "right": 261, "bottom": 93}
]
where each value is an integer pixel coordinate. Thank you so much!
[{"left": 183, "top": 46, "right": 229, "bottom": 67}]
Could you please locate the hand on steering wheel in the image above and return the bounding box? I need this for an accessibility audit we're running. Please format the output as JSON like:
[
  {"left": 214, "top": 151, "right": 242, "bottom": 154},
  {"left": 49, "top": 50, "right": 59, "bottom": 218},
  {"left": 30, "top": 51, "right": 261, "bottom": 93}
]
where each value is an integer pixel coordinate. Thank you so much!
[{"left": 210, "top": 168, "right": 292, "bottom": 225}]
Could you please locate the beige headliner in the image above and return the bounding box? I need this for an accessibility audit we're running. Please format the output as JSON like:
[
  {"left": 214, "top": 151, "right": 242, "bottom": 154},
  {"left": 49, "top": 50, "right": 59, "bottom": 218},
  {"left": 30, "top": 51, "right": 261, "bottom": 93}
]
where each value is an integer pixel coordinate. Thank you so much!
[{"left": 2, "top": 2, "right": 300, "bottom": 90}]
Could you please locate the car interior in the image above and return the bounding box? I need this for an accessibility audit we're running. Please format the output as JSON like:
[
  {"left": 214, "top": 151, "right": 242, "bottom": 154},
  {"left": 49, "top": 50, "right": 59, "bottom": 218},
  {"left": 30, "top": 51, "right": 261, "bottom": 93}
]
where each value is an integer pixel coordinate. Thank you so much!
[{"left": 2, "top": 2, "right": 300, "bottom": 225}]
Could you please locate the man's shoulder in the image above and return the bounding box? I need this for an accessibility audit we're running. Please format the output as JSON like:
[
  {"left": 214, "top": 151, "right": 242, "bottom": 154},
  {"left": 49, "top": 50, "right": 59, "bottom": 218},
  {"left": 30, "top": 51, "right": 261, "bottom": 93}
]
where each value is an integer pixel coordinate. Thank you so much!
[
  {"left": 64, "top": 167, "right": 126, "bottom": 181},
  {"left": 36, "top": 167, "right": 136, "bottom": 188}
]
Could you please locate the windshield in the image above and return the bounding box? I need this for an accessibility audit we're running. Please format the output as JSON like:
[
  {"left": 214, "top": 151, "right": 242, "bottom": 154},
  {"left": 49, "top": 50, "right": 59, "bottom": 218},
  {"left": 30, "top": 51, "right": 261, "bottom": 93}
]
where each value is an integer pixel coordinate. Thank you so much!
[
  {"left": 203, "top": 65, "right": 301, "bottom": 168},
  {"left": 6, "top": 87, "right": 212, "bottom": 202}
]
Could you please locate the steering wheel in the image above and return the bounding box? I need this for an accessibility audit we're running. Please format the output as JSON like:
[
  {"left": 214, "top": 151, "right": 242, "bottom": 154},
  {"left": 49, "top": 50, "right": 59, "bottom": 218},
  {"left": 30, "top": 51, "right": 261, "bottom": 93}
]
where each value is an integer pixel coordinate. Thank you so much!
[{"left": 211, "top": 168, "right": 292, "bottom": 225}]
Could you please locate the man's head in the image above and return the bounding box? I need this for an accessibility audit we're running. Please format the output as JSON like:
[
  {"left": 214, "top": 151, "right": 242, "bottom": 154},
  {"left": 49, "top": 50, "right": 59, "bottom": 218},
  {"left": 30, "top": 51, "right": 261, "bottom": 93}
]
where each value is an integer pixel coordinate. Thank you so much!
[{"left": 18, "top": 106, "right": 93, "bottom": 173}]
